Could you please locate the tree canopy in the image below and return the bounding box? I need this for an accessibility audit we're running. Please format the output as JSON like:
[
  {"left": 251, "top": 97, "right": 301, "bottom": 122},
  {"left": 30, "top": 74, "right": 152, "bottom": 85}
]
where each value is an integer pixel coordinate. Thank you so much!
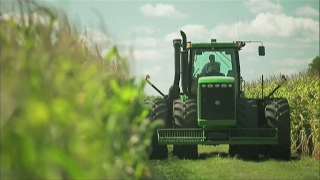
[{"left": 308, "top": 56, "right": 320, "bottom": 75}]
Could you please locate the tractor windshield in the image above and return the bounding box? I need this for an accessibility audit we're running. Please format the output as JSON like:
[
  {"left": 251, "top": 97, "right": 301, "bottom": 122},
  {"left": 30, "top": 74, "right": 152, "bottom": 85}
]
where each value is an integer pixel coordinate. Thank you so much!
[{"left": 192, "top": 48, "right": 236, "bottom": 78}]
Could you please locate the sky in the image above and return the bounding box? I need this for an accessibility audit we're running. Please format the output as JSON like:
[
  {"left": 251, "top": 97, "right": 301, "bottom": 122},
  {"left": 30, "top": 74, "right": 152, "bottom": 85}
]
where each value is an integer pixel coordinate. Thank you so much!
[{"left": 2, "top": 0, "right": 319, "bottom": 95}]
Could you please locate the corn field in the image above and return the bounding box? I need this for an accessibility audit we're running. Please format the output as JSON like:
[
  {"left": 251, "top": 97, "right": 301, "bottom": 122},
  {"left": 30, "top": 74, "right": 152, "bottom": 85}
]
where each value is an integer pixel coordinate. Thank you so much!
[{"left": 245, "top": 71, "right": 320, "bottom": 159}]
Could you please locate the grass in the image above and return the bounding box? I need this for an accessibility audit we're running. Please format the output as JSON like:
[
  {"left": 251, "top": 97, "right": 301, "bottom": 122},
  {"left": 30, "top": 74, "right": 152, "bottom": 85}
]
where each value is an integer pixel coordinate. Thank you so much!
[{"left": 150, "top": 145, "right": 320, "bottom": 180}]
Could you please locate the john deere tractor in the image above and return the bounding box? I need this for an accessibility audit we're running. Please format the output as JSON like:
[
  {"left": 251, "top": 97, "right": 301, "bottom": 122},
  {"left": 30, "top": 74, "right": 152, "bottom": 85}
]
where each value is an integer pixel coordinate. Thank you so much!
[{"left": 145, "top": 30, "right": 291, "bottom": 160}]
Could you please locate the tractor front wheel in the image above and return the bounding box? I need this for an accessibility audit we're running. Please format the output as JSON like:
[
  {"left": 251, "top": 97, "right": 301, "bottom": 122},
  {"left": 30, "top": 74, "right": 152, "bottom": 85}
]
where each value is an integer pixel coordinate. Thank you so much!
[
  {"left": 146, "top": 99, "right": 169, "bottom": 160},
  {"left": 263, "top": 98, "right": 291, "bottom": 160},
  {"left": 172, "top": 99, "right": 198, "bottom": 159}
]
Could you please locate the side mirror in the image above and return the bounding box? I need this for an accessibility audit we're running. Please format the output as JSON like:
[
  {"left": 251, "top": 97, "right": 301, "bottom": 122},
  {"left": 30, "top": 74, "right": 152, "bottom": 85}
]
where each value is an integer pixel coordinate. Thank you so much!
[{"left": 258, "top": 46, "right": 265, "bottom": 56}]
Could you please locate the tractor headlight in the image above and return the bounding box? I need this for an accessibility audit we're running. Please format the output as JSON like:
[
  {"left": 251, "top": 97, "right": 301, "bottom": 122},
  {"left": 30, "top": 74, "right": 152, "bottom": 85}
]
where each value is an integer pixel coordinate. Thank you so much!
[
  {"left": 201, "top": 84, "right": 206, "bottom": 88},
  {"left": 207, "top": 84, "right": 214, "bottom": 88},
  {"left": 228, "top": 84, "right": 233, "bottom": 88},
  {"left": 221, "top": 84, "right": 227, "bottom": 88},
  {"left": 214, "top": 84, "right": 220, "bottom": 88}
]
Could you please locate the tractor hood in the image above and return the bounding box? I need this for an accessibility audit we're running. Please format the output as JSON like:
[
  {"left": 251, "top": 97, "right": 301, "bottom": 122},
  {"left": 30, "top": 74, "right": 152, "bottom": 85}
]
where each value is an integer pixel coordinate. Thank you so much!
[{"left": 198, "top": 76, "right": 235, "bottom": 84}]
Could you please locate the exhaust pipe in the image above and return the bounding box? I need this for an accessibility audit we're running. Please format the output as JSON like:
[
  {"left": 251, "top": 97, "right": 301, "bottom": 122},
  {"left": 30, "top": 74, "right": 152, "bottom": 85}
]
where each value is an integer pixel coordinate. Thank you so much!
[
  {"left": 180, "top": 30, "right": 187, "bottom": 50},
  {"left": 173, "top": 39, "right": 181, "bottom": 86},
  {"left": 180, "top": 30, "right": 188, "bottom": 92}
]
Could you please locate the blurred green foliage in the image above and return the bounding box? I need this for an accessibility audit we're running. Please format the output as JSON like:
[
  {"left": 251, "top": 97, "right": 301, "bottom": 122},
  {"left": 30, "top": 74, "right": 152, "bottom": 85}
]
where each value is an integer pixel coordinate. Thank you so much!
[{"left": 1, "top": 1, "right": 161, "bottom": 179}]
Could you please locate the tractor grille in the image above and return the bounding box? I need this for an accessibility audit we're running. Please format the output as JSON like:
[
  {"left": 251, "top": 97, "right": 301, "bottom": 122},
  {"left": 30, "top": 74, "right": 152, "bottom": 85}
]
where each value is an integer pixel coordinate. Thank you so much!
[{"left": 199, "top": 83, "right": 235, "bottom": 120}]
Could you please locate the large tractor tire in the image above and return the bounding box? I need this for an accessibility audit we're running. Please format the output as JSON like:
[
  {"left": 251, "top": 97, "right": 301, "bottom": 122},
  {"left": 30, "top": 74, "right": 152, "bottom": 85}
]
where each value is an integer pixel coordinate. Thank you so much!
[
  {"left": 263, "top": 98, "right": 291, "bottom": 160},
  {"left": 146, "top": 99, "right": 169, "bottom": 160},
  {"left": 172, "top": 99, "right": 198, "bottom": 159},
  {"left": 229, "top": 98, "right": 259, "bottom": 160}
]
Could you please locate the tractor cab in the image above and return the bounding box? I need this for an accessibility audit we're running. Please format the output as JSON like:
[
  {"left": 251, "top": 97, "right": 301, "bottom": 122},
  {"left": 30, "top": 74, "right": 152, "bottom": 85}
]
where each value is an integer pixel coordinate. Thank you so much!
[
  {"left": 187, "top": 41, "right": 244, "bottom": 96},
  {"left": 178, "top": 32, "right": 265, "bottom": 99}
]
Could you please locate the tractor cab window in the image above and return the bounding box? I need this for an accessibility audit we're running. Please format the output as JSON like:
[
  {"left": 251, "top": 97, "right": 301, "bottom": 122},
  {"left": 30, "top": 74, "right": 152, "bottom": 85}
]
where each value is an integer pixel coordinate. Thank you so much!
[
  {"left": 190, "top": 48, "right": 236, "bottom": 93},
  {"left": 192, "top": 49, "right": 236, "bottom": 78}
]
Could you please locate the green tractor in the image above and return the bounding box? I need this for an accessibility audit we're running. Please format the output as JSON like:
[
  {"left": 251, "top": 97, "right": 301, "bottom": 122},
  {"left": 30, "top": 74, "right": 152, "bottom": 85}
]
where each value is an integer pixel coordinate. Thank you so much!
[{"left": 145, "top": 30, "right": 291, "bottom": 160}]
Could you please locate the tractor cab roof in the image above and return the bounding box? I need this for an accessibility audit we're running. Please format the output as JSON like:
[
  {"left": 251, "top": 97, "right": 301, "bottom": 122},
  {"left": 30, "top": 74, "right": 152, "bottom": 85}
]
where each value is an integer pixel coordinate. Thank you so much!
[{"left": 187, "top": 39, "right": 246, "bottom": 50}]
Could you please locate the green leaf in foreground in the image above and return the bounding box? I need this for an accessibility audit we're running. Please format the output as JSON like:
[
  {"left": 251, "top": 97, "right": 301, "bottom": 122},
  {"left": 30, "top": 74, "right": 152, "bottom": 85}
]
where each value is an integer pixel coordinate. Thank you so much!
[{"left": 1, "top": 1, "right": 156, "bottom": 179}]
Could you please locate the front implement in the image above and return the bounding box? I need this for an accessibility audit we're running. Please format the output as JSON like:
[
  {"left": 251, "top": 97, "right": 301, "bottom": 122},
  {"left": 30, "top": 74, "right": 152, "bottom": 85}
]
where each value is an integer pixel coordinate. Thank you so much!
[{"left": 157, "top": 128, "right": 278, "bottom": 145}]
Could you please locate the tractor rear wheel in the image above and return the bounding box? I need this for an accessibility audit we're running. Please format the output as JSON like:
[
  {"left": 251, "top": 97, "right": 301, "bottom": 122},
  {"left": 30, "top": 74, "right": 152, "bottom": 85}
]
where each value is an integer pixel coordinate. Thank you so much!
[
  {"left": 229, "top": 98, "right": 259, "bottom": 160},
  {"left": 172, "top": 99, "right": 198, "bottom": 159},
  {"left": 264, "top": 98, "right": 291, "bottom": 160},
  {"left": 146, "top": 99, "right": 169, "bottom": 160}
]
